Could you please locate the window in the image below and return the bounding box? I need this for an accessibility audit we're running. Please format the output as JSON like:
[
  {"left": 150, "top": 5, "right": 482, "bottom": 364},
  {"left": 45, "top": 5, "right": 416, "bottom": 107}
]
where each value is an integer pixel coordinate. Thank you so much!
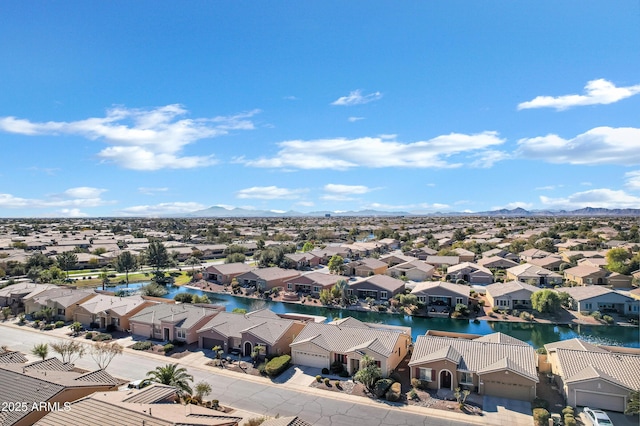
[
  {"left": 287, "top": 283, "right": 293, "bottom": 290},
  {"left": 335, "top": 354, "right": 346, "bottom": 363},
  {"left": 460, "top": 371, "right": 473, "bottom": 385},
  {"left": 585, "top": 303, "right": 592, "bottom": 310},
  {"left": 313, "top": 286, "right": 320, "bottom": 292},
  {"left": 57, "top": 308, "right": 65, "bottom": 315},
  {"left": 176, "top": 329, "right": 186, "bottom": 339},
  {"left": 419, "top": 368, "right": 432, "bottom": 381},
  {"left": 455, "top": 297, "right": 464, "bottom": 305},
  {"left": 380, "top": 291, "right": 388, "bottom": 299},
  {"left": 418, "top": 296, "right": 426, "bottom": 303}
]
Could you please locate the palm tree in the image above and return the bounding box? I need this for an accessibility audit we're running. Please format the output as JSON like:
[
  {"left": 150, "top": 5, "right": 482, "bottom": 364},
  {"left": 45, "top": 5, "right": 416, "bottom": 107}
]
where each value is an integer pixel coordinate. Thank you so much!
[
  {"left": 334, "top": 279, "right": 349, "bottom": 307},
  {"left": 56, "top": 251, "right": 78, "bottom": 280},
  {"left": 194, "top": 381, "right": 212, "bottom": 401},
  {"left": 184, "top": 256, "right": 201, "bottom": 281},
  {"left": 146, "top": 363, "right": 193, "bottom": 395},
  {"left": 31, "top": 343, "right": 49, "bottom": 360},
  {"left": 115, "top": 251, "right": 138, "bottom": 286},
  {"left": 99, "top": 267, "right": 110, "bottom": 291}
]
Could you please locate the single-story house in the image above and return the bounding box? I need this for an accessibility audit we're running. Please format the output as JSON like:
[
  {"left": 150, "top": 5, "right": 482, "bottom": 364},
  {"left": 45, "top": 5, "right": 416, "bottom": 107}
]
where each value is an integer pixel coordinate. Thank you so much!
[
  {"left": 284, "top": 253, "right": 321, "bottom": 270},
  {"left": 453, "top": 248, "right": 476, "bottom": 263},
  {"left": 290, "top": 317, "right": 411, "bottom": 376},
  {"left": 23, "top": 288, "right": 97, "bottom": 321},
  {"left": 445, "top": 262, "right": 493, "bottom": 284},
  {"left": 0, "top": 283, "right": 57, "bottom": 312},
  {"left": 544, "top": 339, "right": 640, "bottom": 412},
  {"left": 563, "top": 264, "right": 608, "bottom": 286},
  {"left": 485, "top": 281, "right": 539, "bottom": 310},
  {"left": 518, "top": 249, "right": 552, "bottom": 263},
  {"left": 425, "top": 256, "right": 460, "bottom": 268},
  {"left": 386, "top": 260, "right": 434, "bottom": 282},
  {"left": 347, "top": 275, "right": 405, "bottom": 300},
  {"left": 129, "top": 303, "right": 225, "bottom": 344},
  {"left": 204, "top": 263, "right": 253, "bottom": 285},
  {"left": 73, "top": 294, "right": 155, "bottom": 331},
  {"left": 379, "top": 253, "right": 418, "bottom": 267},
  {"left": 408, "top": 333, "right": 538, "bottom": 401},
  {"left": 410, "top": 281, "right": 470, "bottom": 307},
  {"left": 344, "top": 258, "right": 388, "bottom": 277},
  {"left": 558, "top": 286, "right": 639, "bottom": 315},
  {"left": 506, "top": 264, "right": 563, "bottom": 287},
  {"left": 236, "top": 267, "right": 301, "bottom": 291},
  {"left": 284, "top": 271, "right": 342, "bottom": 295},
  {"left": 197, "top": 309, "right": 306, "bottom": 356},
  {"left": 527, "top": 256, "right": 564, "bottom": 271},
  {"left": 477, "top": 256, "right": 519, "bottom": 270}
]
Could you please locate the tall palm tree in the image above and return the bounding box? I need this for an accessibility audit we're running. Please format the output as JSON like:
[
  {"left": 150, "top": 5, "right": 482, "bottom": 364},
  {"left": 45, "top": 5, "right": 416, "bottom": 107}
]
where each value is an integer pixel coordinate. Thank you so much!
[
  {"left": 115, "top": 251, "right": 138, "bottom": 286},
  {"left": 334, "top": 279, "right": 349, "bottom": 307},
  {"left": 146, "top": 363, "right": 193, "bottom": 395}
]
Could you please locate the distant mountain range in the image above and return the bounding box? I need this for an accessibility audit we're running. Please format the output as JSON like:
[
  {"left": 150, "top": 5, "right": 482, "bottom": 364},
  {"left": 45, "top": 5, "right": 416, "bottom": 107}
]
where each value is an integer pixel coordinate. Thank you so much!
[{"left": 183, "top": 205, "right": 640, "bottom": 218}]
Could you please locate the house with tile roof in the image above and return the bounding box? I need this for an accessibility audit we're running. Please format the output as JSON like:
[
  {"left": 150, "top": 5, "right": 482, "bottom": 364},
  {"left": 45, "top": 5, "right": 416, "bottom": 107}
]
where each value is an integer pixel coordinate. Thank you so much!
[
  {"left": 477, "top": 255, "right": 519, "bottom": 270},
  {"left": 0, "top": 356, "right": 119, "bottom": 426},
  {"left": 385, "top": 260, "right": 434, "bottom": 282},
  {"left": 197, "top": 309, "right": 306, "bottom": 356},
  {"left": 543, "top": 339, "right": 640, "bottom": 412},
  {"left": 34, "top": 384, "right": 243, "bottom": 426},
  {"left": 73, "top": 294, "right": 156, "bottom": 331},
  {"left": 284, "top": 252, "right": 321, "bottom": 270},
  {"left": 0, "top": 282, "right": 57, "bottom": 312},
  {"left": 506, "top": 263, "right": 563, "bottom": 287},
  {"left": 527, "top": 255, "right": 564, "bottom": 271},
  {"left": 347, "top": 274, "right": 405, "bottom": 301},
  {"left": 284, "top": 271, "right": 342, "bottom": 295},
  {"left": 563, "top": 264, "right": 609, "bottom": 286},
  {"left": 408, "top": 333, "right": 538, "bottom": 401},
  {"left": 23, "top": 288, "right": 96, "bottom": 321},
  {"left": 129, "top": 303, "right": 225, "bottom": 344},
  {"left": 410, "top": 281, "right": 470, "bottom": 307},
  {"left": 445, "top": 262, "right": 493, "bottom": 284},
  {"left": 558, "top": 286, "right": 639, "bottom": 315},
  {"left": 236, "top": 267, "right": 301, "bottom": 290},
  {"left": 485, "top": 281, "right": 539, "bottom": 310},
  {"left": 290, "top": 318, "right": 411, "bottom": 376},
  {"left": 204, "top": 262, "right": 253, "bottom": 285},
  {"left": 344, "top": 257, "right": 388, "bottom": 277}
]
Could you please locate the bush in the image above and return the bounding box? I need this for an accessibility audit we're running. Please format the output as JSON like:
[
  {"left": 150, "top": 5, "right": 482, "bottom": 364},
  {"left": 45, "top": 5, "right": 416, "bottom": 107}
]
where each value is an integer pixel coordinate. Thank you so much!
[
  {"left": 315, "top": 375, "right": 322, "bottom": 383},
  {"left": 92, "top": 333, "right": 112, "bottom": 341},
  {"left": 44, "top": 324, "right": 55, "bottom": 330},
  {"left": 321, "top": 367, "right": 329, "bottom": 375},
  {"left": 132, "top": 341, "right": 153, "bottom": 350},
  {"left": 411, "top": 378, "right": 421, "bottom": 389},
  {"left": 163, "top": 343, "right": 174, "bottom": 353},
  {"left": 338, "top": 370, "right": 350, "bottom": 377},
  {"left": 330, "top": 360, "right": 344, "bottom": 374},
  {"left": 264, "top": 354, "right": 291, "bottom": 377},
  {"left": 55, "top": 321, "right": 65, "bottom": 328},
  {"left": 408, "top": 388, "right": 418, "bottom": 400},
  {"left": 491, "top": 306, "right": 500, "bottom": 313},
  {"left": 564, "top": 416, "right": 576, "bottom": 426},
  {"left": 533, "top": 408, "right": 550, "bottom": 426},
  {"left": 374, "top": 378, "right": 394, "bottom": 398},
  {"left": 591, "top": 310, "right": 602, "bottom": 321},
  {"left": 580, "top": 310, "right": 591, "bottom": 316},
  {"left": 324, "top": 377, "right": 330, "bottom": 386},
  {"left": 562, "top": 406, "right": 574, "bottom": 416},
  {"left": 85, "top": 331, "right": 94, "bottom": 339},
  {"left": 532, "top": 397, "right": 549, "bottom": 410},
  {"left": 602, "top": 315, "right": 614, "bottom": 324},
  {"left": 385, "top": 382, "right": 401, "bottom": 401}
]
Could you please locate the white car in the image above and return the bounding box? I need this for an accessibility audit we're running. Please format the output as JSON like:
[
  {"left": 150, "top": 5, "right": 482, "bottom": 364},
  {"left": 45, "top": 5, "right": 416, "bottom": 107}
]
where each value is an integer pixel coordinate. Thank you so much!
[{"left": 583, "top": 407, "right": 614, "bottom": 426}]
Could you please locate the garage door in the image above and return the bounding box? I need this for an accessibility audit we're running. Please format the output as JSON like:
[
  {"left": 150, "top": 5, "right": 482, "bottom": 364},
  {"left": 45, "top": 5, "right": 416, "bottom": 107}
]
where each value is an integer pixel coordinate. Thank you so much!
[
  {"left": 576, "top": 390, "right": 625, "bottom": 412},
  {"left": 483, "top": 380, "right": 532, "bottom": 401},
  {"left": 292, "top": 351, "right": 329, "bottom": 369},
  {"left": 201, "top": 337, "right": 224, "bottom": 351}
]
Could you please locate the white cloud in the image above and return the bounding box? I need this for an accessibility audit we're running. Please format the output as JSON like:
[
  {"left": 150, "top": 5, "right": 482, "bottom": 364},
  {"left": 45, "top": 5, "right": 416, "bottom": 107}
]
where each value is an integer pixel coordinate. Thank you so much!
[
  {"left": 0, "top": 187, "right": 111, "bottom": 209},
  {"left": 0, "top": 105, "right": 259, "bottom": 170},
  {"left": 625, "top": 171, "right": 640, "bottom": 191},
  {"left": 469, "top": 150, "right": 512, "bottom": 168},
  {"left": 236, "top": 186, "right": 308, "bottom": 200},
  {"left": 331, "top": 90, "right": 382, "bottom": 106},
  {"left": 295, "top": 201, "right": 315, "bottom": 207},
  {"left": 540, "top": 189, "right": 640, "bottom": 209},
  {"left": 58, "top": 208, "right": 88, "bottom": 218},
  {"left": 322, "top": 183, "right": 375, "bottom": 201},
  {"left": 348, "top": 116, "right": 365, "bottom": 122},
  {"left": 118, "top": 202, "right": 205, "bottom": 216},
  {"left": 138, "top": 187, "right": 169, "bottom": 195},
  {"left": 492, "top": 202, "right": 534, "bottom": 210},
  {"left": 243, "top": 132, "right": 505, "bottom": 170},
  {"left": 517, "top": 79, "right": 640, "bottom": 111},
  {"left": 517, "top": 126, "right": 640, "bottom": 165},
  {"left": 535, "top": 185, "right": 562, "bottom": 191},
  {"left": 581, "top": 182, "right": 592, "bottom": 186}
]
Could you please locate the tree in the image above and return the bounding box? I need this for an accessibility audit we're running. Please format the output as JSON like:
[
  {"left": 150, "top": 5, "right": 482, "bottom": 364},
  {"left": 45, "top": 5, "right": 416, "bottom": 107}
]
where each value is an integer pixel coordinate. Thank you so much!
[
  {"left": 625, "top": 390, "right": 640, "bottom": 415},
  {"left": 332, "top": 279, "right": 349, "bottom": 307},
  {"left": 1, "top": 306, "right": 11, "bottom": 321},
  {"left": 606, "top": 247, "right": 631, "bottom": 273},
  {"left": 353, "top": 354, "right": 381, "bottom": 392},
  {"left": 146, "top": 363, "right": 193, "bottom": 395},
  {"left": 50, "top": 340, "right": 86, "bottom": 364},
  {"left": 225, "top": 252, "right": 246, "bottom": 264},
  {"left": 301, "top": 242, "right": 315, "bottom": 252},
  {"left": 328, "top": 254, "right": 344, "bottom": 275},
  {"left": 90, "top": 341, "right": 123, "bottom": 369},
  {"left": 31, "top": 343, "right": 49, "bottom": 360},
  {"left": 194, "top": 381, "right": 212, "bottom": 401},
  {"left": 115, "top": 251, "right": 138, "bottom": 285},
  {"left": 144, "top": 241, "right": 171, "bottom": 284},
  {"left": 192, "top": 294, "right": 210, "bottom": 304},
  {"left": 98, "top": 267, "right": 110, "bottom": 291},
  {"left": 531, "top": 290, "right": 561, "bottom": 314},
  {"left": 319, "top": 289, "right": 333, "bottom": 305},
  {"left": 211, "top": 345, "right": 223, "bottom": 360},
  {"left": 56, "top": 251, "right": 78, "bottom": 279},
  {"left": 184, "top": 256, "right": 201, "bottom": 281},
  {"left": 69, "top": 321, "right": 83, "bottom": 336}
]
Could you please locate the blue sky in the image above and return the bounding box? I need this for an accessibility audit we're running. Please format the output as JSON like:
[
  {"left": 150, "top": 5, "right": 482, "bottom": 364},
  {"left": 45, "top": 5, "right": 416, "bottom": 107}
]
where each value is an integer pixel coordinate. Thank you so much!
[{"left": 1, "top": 1, "right": 640, "bottom": 217}]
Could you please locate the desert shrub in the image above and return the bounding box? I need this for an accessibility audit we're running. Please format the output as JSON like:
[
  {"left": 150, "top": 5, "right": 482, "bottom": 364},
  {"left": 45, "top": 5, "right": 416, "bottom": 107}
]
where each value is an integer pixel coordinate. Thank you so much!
[
  {"left": 324, "top": 377, "right": 330, "bottom": 386},
  {"left": 533, "top": 397, "right": 549, "bottom": 410},
  {"left": 533, "top": 408, "right": 550, "bottom": 426},
  {"left": 163, "top": 343, "right": 174, "bottom": 353},
  {"left": 85, "top": 331, "right": 94, "bottom": 339},
  {"left": 321, "top": 367, "right": 329, "bottom": 375},
  {"left": 132, "top": 341, "right": 153, "bottom": 350},
  {"left": 562, "top": 406, "right": 574, "bottom": 416},
  {"left": 44, "top": 324, "right": 55, "bottom": 330},
  {"left": 245, "top": 417, "right": 267, "bottom": 426},
  {"left": 411, "top": 378, "right": 421, "bottom": 389},
  {"left": 92, "top": 333, "right": 112, "bottom": 341},
  {"left": 55, "top": 321, "right": 65, "bottom": 328},
  {"left": 315, "top": 375, "right": 322, "bottom": 383},
  {"left": 257, "top": 363, "right": 267, "bottom": 375},
  {"left": 564, "top": 416, "right": 576, "bottom": 426},
  {"left": 408, "top": 388, "right": 418, "bottom": 400},
  {"left": 491, "top": 306, "right": 500, "bottom": 313},
  {"left": 374, "top": 378, "right": 394, "bottom": 398},
  {"left": 334, "top": 380, "right": 341, "bottom": 389},
  {"left": 385, "top": 382, "right": 401, "bottom": 401},
  {"left": 264, "top": 354, "right": 291, "bottom": 377},
  {"left": 478, "top": 299, "right": 485, "bottom": 306},
  {"left": 591, "top": 310, "right": 602, "bottom": 321},
  {"left": 602, "top": 315, "right": 614, "bottom": 324},
  {"left": 512, "top": 309, "right": 520, "bottom": 318},
  {"left": 330, "top": 360, "right": 344, "bottom": 374}
]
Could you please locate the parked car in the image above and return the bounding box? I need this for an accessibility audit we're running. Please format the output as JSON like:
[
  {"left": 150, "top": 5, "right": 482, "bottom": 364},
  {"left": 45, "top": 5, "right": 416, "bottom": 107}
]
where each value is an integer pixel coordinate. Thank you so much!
[
  {"left": 127, "top": 379, "right": 152, "bottom": 389},
  {"left": 583, "top": 407, "right": 614, "bottom": 426}
]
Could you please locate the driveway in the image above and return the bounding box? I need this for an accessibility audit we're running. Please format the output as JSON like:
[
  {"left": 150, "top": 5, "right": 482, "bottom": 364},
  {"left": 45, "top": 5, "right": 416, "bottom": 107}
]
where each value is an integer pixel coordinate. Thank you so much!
[
  {"left": 482, "top": 396, "right": 532, "bottom": 426},
  {"left": 273, "top": 365, "right": 322, "bottom": 386},
  {"left": 577, "top": 407, "right": 639, "bottom": 426}
]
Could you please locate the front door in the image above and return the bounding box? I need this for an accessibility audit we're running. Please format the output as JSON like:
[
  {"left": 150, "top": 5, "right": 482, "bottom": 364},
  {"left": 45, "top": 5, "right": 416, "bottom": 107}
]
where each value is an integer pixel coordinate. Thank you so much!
[
  {"left": 440, "top": 370, "right": 452, "bottom": 390},
  {"left": 164, "top": 328, "right": 170, "bottom": 341},
  {"left": 244, "top": 341, "right": 252, "bottom": 357}
]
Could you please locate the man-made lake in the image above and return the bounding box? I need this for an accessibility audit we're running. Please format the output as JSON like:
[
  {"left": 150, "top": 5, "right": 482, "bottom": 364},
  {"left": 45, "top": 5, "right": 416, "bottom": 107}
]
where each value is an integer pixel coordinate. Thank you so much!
[{"left": 109, "top": 283, "right": 640, "bottom": 349}]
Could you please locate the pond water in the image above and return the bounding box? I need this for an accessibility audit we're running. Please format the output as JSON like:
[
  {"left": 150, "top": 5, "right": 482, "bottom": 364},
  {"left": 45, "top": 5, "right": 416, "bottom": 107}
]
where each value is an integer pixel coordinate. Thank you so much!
[{"left": 107, "top": 282, "right": 640, "bottom": 349}]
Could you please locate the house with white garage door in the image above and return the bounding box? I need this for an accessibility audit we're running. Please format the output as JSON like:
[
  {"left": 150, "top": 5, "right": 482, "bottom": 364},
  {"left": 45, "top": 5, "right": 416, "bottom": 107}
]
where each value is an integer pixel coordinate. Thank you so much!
[
  {"left": 544, "top": 339, "right": 640, "bottom": 412},
  {"left": 290, "top": 317, "right": 411, "bottom": 376}
]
